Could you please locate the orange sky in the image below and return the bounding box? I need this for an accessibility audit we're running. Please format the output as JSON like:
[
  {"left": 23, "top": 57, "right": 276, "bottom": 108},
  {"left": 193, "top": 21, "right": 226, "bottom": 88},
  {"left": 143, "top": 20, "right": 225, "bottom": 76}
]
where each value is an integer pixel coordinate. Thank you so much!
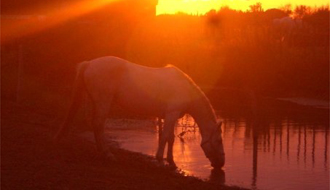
[{"left": 156, "top": 0, "right": 329, "bottom": 15}]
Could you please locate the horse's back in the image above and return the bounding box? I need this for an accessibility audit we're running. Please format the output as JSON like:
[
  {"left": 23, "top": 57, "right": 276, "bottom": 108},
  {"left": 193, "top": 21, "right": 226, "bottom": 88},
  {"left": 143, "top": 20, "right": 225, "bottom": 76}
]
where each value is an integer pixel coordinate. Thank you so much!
[
  {"left": 84, "top": 56, "right": 127, "bottom": 76},
  {"left": 83, "top": 56, "right": 198, "bottom": 117},
  {"left": 81, "top": 57, "right": 127, "bottom": 105}
]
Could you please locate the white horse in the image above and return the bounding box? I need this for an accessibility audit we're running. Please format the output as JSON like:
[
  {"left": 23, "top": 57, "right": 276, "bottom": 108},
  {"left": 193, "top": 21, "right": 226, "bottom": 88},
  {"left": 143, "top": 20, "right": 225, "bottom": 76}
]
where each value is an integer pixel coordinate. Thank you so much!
[{"left": 54, "top": 56, "right": 225, "bottom": 169}]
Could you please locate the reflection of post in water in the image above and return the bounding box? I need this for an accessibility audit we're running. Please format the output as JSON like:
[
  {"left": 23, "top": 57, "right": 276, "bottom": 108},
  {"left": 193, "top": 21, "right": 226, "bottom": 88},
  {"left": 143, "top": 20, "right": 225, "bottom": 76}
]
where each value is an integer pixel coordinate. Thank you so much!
[
  {"left": 275, "top": 120, "right": 283, "bottom": 155},
  {"left": 248, "top": 89, "right": 258, "bottom": 188},
  {"left": 244, "top": 117, "right": 257, "bottom": 186},
  {"left": 263, "top": 123, "right": 270, "bottom": 152},
  {"left": 325, "top": 125, "right": 328, "bottom": 168},
  {"left": 304, "top": 125, "right": 307, "bottom": 165},
  {"left": 234, "top": 119, "right": 240, "bottom": 137},
  {"left": 297, "top": 125, "right": 301, "bottom": 163},
  {"left": 312, "top": 126, "right": 316, "bottom": 167},
  {"left": 286, "top": 122, "right": 290, "bottom": 160},
  {"left": 273, "top": 127, "right": 277, "bottom": 155},
  {"left": 271, "top": 120, "right": 283, "bottom": 158},
  {"left": 252, "top": 123, "right": 258, "bottom": 188},
  {"left": 262, "top": 129, "right": 267, "bottom": 152},
  {"left": 245, "top": 121, "right": 251, "bottom": 140}
]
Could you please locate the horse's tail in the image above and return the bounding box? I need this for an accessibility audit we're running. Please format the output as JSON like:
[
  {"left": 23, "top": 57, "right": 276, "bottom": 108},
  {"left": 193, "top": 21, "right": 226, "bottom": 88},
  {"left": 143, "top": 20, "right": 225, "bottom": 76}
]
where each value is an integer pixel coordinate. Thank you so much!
[{"left": 54, "top": 61, "right": 90, "bottom": 141}]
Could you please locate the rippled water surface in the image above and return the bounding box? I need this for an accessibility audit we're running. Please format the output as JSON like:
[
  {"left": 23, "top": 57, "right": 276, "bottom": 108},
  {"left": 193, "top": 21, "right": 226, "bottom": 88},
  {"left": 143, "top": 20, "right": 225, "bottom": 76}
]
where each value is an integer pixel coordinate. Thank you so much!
[{"left": 105, "top": 101, "right": 329, "bottom": 190}]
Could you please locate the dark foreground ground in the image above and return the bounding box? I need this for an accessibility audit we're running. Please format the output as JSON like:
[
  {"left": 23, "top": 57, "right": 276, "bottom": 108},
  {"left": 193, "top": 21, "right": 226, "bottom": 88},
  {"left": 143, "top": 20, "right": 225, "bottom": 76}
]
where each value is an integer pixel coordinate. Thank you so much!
[{"left": 1, "top": 101, "right": 246, "bottom": 190}]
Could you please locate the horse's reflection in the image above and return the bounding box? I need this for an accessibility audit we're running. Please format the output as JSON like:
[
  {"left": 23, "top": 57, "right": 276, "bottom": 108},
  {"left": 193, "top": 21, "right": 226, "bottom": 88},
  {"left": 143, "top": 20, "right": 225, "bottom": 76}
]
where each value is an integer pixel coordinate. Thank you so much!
[{"left": 210, "top": 169, "right": 226, "bottom": 185}]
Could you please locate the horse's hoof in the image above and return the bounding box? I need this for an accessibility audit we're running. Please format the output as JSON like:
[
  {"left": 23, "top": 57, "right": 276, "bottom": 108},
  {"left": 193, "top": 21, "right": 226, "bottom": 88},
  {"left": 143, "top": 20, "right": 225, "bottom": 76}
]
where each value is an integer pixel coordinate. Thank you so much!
[
  {"left": 156, "top": 156, "right": 164, "bottom": 163},
  {"left": 155, "top": 161, "right": 165, "bottom": 168},
  {"left": 167, "top": 158, "right": 175, "bottom": 165},
  {"left": 166, "top": 159, "right": 176, "bottom": 168},
  {"left": 168, "top": 163, "right": 177, "bottom": 170}
]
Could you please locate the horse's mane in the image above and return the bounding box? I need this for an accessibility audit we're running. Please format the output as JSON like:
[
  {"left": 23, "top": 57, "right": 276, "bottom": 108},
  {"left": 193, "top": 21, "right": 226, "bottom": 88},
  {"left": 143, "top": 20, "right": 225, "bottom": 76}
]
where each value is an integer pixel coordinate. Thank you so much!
[{"left": 165, "top": 64, "right": 217, "bottom": 123}]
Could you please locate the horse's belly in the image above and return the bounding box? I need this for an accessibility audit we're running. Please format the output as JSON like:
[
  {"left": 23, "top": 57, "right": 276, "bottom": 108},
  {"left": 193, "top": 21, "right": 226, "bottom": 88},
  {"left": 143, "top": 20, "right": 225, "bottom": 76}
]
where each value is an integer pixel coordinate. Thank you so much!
[
  {"left": 117, "top": 99, "right": 164, "bottom": 117},
  {"left": 115, "top": 91, "right": 165, "bottom": 117}
]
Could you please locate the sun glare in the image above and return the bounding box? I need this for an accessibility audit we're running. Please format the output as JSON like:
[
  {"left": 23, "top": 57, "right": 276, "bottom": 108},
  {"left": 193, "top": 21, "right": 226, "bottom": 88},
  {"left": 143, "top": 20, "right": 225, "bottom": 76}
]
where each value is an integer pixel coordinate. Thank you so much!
[
  {"left": 2, "top": 0, "right": 119, "bottom": 43},
  {"left": 156, "top": 0, "right": 330, "bottom": 15}
]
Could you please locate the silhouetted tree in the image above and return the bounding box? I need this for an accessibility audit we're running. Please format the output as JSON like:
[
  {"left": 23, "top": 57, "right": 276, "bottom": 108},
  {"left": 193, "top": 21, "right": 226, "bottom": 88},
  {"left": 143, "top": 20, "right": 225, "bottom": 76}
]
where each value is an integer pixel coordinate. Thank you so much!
[
  {"left": 249, "top": 2, "right": 263, "bottom": 13},
  {"left": 294, "top": 5, "right": 311, "bottom": 19},
  {"left": 264, "top": 8, "right": 289, "bottom": 21},
  {"left": 279, "top": 4, "right": 293, "bottom": 15}
]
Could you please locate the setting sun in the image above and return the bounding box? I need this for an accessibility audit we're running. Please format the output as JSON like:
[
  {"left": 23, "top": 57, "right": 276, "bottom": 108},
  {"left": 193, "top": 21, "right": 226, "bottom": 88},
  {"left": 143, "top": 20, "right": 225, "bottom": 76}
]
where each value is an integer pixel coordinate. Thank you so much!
[{"left": 156, "top": 0, "right": 330, "bottom": 15}]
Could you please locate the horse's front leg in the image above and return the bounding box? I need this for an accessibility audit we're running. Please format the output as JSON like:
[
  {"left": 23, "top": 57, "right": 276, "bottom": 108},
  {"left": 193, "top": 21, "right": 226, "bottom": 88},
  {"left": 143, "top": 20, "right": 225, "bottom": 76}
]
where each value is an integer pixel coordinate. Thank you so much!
[{"left": 156, "top": 112, "right": 179, "bottom": 166}]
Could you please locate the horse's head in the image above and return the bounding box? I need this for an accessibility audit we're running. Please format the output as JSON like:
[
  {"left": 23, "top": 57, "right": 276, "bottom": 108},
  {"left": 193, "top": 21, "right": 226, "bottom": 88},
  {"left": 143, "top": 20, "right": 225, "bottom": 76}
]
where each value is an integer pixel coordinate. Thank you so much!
[{"left": 201, "top": 122, "right": 225, "bottom": 169}]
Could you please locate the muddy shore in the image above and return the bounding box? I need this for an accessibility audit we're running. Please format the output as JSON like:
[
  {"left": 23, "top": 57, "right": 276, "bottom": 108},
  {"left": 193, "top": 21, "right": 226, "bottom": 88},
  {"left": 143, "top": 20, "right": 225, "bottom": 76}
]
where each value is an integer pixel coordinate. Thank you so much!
[{"left": 1, "top": 101, "right": 246, "bottom": 190}]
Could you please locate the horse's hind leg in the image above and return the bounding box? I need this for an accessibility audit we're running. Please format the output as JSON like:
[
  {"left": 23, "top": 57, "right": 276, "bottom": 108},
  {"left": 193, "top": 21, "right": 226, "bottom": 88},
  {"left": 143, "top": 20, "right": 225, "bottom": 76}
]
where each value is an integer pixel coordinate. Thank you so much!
[{"left": 92, "top": 100, "right": 115, "bottom": 160}]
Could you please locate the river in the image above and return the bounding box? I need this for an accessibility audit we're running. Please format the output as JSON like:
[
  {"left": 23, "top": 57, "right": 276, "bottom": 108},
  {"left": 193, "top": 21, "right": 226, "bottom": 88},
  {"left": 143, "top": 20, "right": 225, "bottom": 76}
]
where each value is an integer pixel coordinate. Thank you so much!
[{"left": 101, "top": 98, "right": 329, "bottom": 190}]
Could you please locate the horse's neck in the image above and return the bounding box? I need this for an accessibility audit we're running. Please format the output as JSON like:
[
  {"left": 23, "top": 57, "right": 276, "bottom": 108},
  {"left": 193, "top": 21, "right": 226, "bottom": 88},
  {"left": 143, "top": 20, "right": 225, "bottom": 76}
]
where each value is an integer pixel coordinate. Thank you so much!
[{"left": 188, "top": 98, "right": 217, "bottom": 141}]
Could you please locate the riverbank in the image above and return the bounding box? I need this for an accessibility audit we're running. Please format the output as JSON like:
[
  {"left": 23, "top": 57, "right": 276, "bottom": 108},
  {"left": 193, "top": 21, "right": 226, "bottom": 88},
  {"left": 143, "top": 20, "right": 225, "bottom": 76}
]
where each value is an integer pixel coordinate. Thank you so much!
[
  {"left": 1, "top": 101, "right": 245, "bottom": 190},
  {"left": 277, "top": 97, "right": 329, "bottom": 109}
]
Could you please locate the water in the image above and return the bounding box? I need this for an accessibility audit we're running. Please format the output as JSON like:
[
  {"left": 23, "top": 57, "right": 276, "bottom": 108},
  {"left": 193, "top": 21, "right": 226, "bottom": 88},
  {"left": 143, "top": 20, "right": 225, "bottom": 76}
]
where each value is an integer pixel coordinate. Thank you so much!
[{"left": 103, "top": 101, "right": 329, "bottom": 190}]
